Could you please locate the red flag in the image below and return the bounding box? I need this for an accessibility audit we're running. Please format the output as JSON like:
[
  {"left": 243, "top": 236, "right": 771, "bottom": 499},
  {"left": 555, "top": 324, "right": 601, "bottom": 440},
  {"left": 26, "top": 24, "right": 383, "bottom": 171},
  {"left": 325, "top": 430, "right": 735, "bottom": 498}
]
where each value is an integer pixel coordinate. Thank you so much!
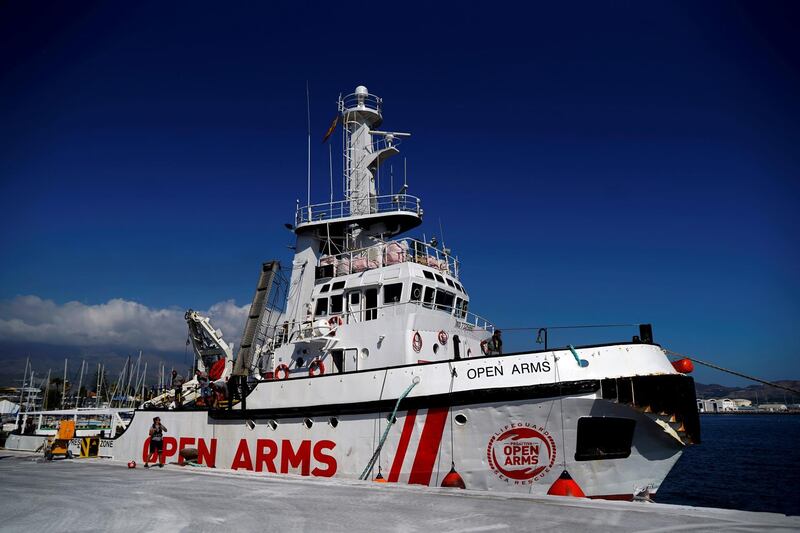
[{"left": 321, "top": 114, "right": 339, "bottom": 143}]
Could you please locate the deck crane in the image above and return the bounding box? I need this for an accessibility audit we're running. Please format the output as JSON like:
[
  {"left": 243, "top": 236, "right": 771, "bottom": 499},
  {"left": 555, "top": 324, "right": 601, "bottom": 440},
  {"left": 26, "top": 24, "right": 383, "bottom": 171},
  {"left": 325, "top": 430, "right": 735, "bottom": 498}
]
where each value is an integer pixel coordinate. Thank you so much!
[{"left": 142, "top": 310, "right": 234, "bottom": 408}]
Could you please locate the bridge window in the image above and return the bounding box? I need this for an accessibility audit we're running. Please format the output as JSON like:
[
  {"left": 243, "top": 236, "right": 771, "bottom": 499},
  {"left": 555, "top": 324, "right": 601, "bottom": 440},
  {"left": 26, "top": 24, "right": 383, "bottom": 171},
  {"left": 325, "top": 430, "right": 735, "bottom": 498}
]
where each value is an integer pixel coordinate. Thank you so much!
[
  {"left": 435, "top": 290, "right": 455, "bottom": 313},
  {"left": 446, "top": 278, "right": 455, "bottom": 287},
  {"left": 410, "top": 283, "right": 422, "bottom": 302},
  {"left": 314, "top": 298, "right": 328, "bottom": 317},
  {"left": 455, "top": 282, "right": 464, "bottom": 292},
  {"left": 332, "top": 281, "right": 346, "bottom": 290},
  {"left": 455, "top": 297, "right": 465, "bottom": 318},
  {"left": 365, "top": 288, "right": 378, "bottom": 320},
  {"left": 423, "top": 287, "right": 435, "bottom": 307},
  {"left": 383, "top": 283, "right": 403, "bottom": 304},
  {"left": 575, "top": 417, "right": 636, "bottom": 461},
  {"left": 331, "top": 294, "right": 343, "bottom": 314},
  {"left": 434, "top": 273, "right": 445, "bottom": 283},
  {"left": 423, "top": 270, "right": 435, "bottom": 280},
  {"left": 320, "top": 284, "right": 330, "bottom": 293}
]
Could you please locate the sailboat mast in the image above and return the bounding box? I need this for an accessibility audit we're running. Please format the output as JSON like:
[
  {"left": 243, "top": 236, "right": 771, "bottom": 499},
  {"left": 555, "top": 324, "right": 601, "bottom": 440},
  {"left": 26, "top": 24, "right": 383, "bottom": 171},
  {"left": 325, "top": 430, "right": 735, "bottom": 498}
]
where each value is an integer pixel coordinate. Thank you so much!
[
  {"left": 61, "top": 359, "right": 67, "bottom": 408},
  {"left": 76, "top": 360, "right": 85, "bottom": 408}
]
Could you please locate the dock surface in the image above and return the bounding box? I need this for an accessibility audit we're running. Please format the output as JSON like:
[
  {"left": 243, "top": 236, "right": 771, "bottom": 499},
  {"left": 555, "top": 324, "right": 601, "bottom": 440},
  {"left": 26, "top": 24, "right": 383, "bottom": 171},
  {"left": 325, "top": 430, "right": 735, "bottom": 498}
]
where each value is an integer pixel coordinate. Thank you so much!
[{"left": 0, "top": 451, "right": 796, "bottom": 532}]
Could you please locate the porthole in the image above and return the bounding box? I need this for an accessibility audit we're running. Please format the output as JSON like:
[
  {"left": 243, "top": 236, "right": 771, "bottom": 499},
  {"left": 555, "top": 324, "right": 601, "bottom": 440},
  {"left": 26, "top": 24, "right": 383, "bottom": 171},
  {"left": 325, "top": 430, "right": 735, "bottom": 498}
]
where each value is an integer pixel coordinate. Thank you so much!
[
  {"left": 267, "top": 419, "right": 278, "bottom": 430},
  {"left": 303, "top": 418, "right": 314, "bottom": 429},
  {"left": 328, "top": 417, "right": 339, "bottom": 428},
  {"left": 454, "top": 413, "right": 468, "bottom": 425},
  {"left": 433, "top": 344, "right": 439, "bottom": 354},
  {"left": 246, "top": 419, "right": 256, "bottom": 430},
  {"left": 360, "top": 348, "right": 369, "bottom": 359}
]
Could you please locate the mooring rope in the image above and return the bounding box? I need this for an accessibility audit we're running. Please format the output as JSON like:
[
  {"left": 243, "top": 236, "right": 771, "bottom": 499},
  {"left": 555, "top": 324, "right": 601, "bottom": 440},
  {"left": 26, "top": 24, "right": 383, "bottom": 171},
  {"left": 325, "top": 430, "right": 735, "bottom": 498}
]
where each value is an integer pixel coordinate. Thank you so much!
[
  {"left": 358, "top": 376, "right": 420, "bottom": 481},
  {"left": 665, "top": 349, "right": 800, "bottom": 395}
]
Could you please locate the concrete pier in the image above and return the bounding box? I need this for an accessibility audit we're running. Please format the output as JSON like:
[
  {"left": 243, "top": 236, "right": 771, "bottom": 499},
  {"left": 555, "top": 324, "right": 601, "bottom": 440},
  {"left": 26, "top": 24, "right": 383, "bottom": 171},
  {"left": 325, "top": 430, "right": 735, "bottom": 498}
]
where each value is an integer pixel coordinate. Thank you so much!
[{"left": 0, "top": 451, "right": 796, "bottom": 532}]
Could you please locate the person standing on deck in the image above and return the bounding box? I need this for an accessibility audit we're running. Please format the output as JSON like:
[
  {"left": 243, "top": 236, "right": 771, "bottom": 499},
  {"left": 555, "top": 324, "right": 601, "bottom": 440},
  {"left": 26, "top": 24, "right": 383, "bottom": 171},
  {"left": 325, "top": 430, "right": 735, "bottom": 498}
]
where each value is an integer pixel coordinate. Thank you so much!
[
  {"left": 144, "top": 416, "right": 167, "bottom": 468},
  {"left": 171, "top": 369, "right": 185, "bottom": 408},
  {"left": 486, "top": 330, "right": 503, "bottom": 355}
]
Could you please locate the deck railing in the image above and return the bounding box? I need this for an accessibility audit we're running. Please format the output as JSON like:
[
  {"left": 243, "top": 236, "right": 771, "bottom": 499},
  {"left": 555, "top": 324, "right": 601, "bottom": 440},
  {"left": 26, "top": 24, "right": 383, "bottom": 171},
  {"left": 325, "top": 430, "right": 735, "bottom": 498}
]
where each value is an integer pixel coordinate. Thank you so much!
[
  {"left": 296, "top": 194, "right": 421, "bottom": 226},
  {"left": 266, "top": 300, "right": 493, "bottom": 351},
  {"left": 340, "top": 92, "right": 382, "bottom": 115},
  {"left": 318, "top": 237, "right": 459, "bottom": 279}
]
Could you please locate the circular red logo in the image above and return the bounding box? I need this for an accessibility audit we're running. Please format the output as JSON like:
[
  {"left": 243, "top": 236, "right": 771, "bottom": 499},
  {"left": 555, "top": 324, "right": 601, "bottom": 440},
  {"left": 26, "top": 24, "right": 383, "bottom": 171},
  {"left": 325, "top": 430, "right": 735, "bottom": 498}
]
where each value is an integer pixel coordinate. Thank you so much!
[{"left": 487, "top": 424, "right": 556, "bottom": 483}]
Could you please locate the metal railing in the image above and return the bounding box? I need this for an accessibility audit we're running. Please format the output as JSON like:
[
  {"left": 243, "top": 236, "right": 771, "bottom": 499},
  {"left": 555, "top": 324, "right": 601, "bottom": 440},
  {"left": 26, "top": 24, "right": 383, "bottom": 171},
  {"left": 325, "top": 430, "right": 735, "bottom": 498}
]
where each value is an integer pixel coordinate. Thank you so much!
[
  {"left": 266, "top": 300, "right": 493, "bottom": 351},
  {"left": 296, "top": 194, "right": 422, "bottom": 226},
  {"left": 340, "top": 92, "right": 382, "bottom": 115},
  {"left": 318, "top": 237, "right": 459, "bottom": 279}
]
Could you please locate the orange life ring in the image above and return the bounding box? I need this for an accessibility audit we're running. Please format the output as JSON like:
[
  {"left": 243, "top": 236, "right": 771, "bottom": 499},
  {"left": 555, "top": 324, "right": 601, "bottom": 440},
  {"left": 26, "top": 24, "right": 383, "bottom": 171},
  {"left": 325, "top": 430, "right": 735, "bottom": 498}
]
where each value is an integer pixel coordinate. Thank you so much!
[
  {"left": 309, "top": 358, "right": 325, "bottom": 376},
  {"left": 328, "top": 315, "right": 344, "bottom": 328},
  {"left": 275, "top": 364, "right": 290, "bottom": 380}
]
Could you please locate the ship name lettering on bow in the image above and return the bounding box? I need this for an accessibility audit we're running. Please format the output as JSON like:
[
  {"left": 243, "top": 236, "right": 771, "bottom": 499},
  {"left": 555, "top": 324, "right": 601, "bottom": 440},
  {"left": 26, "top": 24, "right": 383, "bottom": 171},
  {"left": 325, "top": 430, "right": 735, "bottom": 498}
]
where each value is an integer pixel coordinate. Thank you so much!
[
  {"left": 511, "top": 361, "right": 551, "bottom": 374},
  {"left": 467, "top": 365, "right": 504, "bottom": 379}
]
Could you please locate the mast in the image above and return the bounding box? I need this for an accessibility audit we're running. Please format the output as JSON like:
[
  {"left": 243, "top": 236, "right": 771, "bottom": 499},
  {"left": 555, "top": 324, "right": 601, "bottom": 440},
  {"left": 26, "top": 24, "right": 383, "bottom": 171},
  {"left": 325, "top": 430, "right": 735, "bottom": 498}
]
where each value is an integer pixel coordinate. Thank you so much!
[
  {"left": 17, "top": 358, "right": 29, "bottom": 411},
  {"left": 61, "top": 359, "right": 67, "bottom": 409},
  {"left": 139, "top": 362, "right": 148, "bottom": 407},
  {"left": 286, "top": 85, "right": 421, "bottom": 326},
  {"left": 25, "top": 371, "right": 35, "bottom": 412},
  {"left": 76, "top": 359, "right": 85, "bottom": 408},
  {"left": 43, "top": 368, "right": 51, "bottom": 410}
]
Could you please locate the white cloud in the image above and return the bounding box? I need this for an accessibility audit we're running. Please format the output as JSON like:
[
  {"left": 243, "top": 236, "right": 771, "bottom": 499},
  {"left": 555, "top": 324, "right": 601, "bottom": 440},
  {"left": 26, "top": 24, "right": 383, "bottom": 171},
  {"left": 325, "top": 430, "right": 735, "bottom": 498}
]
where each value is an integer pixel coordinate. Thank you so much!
[{"left": 0, "top": 295, "right": 248, "bottom": 352}]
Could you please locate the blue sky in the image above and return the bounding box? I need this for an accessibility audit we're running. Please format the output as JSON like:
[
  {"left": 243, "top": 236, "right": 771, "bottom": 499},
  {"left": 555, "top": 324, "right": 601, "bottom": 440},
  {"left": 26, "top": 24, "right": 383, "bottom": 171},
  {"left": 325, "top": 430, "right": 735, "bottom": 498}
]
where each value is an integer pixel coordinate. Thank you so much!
[{"left": 0, "top": 1, "right": 798, "bottom": 387}]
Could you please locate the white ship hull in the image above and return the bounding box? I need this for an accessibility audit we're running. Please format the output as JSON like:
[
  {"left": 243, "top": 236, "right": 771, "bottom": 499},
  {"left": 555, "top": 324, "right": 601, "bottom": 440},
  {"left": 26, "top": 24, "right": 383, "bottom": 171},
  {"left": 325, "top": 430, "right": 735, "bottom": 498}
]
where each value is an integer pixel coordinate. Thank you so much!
[{"left": 104, "top": 343, "right": 698, "bottom": 500}]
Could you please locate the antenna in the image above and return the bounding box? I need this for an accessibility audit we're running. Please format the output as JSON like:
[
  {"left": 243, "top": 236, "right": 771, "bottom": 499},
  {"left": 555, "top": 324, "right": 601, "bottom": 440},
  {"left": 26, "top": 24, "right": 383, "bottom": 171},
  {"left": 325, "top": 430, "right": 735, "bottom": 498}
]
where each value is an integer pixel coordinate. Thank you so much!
[
  {"left": 390, "top": 164, "right": 394, "bottom": 195},
  {"left": 329, "top": 143, "right": 333, "bottom": 204},
  {"left": 306, "top": 81, "right": 312, "bottom": 212},
  {"left": 399, "top": 158, "right": 408, "bottom": 194}
]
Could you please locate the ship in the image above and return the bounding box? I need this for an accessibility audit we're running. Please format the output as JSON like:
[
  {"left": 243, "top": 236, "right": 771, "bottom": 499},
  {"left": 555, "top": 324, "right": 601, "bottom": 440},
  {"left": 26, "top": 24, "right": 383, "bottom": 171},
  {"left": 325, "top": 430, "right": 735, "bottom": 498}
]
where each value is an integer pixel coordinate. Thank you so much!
[{"left": 7, "top": 86, "right": 701, "bottom": 500}]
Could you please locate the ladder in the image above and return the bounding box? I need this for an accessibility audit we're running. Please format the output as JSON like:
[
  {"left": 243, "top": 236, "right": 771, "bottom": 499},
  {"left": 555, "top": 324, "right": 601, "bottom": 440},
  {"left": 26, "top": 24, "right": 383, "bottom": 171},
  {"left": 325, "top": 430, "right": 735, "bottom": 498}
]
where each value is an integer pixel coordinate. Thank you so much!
[{"left": 232, "top": 261, "right": 282, "bottom": 377}]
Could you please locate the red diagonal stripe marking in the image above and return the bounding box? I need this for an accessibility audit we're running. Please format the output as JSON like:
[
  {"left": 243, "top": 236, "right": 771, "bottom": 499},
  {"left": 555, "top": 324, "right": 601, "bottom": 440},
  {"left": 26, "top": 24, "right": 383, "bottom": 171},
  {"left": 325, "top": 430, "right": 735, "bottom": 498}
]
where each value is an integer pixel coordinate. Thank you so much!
[
  {"left": 408, "top": 406, "right": 449, "bottom": 486},
  {"left": 388, "top": 409, "right": 417, "bottom": 482}
]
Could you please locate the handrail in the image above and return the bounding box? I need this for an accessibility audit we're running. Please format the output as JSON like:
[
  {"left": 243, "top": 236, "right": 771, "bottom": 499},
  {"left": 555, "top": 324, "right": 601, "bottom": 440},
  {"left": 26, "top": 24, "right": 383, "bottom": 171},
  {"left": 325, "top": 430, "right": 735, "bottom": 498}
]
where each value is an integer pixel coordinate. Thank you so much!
[
  {"left": 340, "top": 92, "right": 382, "bottom": 115},
  {"left": 296, "top": 194, "right": 421, "bottom": 226},
  {"left": 318, "top": 237, "right": 460, "bottom": 279},
  {"left": 266, "top": 300, "right": 494, "bottom": 352}
]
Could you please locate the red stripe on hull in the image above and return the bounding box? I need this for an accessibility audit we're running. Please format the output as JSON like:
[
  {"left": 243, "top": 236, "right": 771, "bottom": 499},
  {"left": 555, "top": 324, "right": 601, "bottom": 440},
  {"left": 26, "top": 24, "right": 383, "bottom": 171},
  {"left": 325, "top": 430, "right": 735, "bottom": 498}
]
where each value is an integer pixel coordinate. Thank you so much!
[
  {"left": 388, "top": 409, "right": 418, "bottom": 482},
  {"left": 408, "top": 406, "right": 449, "bottom": 486}
]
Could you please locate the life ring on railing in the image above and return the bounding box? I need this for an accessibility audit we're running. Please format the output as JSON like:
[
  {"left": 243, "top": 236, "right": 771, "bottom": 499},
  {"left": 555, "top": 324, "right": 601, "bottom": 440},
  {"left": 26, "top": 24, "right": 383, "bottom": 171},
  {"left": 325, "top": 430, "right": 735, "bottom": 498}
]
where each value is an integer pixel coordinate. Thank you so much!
[
  {"left": 438, "top": 330, "right": 449, "bottom": 345},
  {"left": 309, "top": 358, "right": 325, "bottom": 376},
  {"left": 275, "top": 364, "right": 290, "bottom": 380},
  {"left": 328, "top": 315, "right": 344, "bottom": 328},
  {"left": 412, "top": 331, "right": 423, "bottom": 353},
  {"left": 480, "top": 340, "right": 490, "bottom": 356}
]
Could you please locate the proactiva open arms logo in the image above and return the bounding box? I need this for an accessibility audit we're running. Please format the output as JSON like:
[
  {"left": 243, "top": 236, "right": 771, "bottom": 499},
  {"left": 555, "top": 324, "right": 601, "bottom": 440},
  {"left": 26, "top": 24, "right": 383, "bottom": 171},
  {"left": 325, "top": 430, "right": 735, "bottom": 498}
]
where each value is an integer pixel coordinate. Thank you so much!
[{"left": 487, "top": 423, "right": 556, "bottom": 484}]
